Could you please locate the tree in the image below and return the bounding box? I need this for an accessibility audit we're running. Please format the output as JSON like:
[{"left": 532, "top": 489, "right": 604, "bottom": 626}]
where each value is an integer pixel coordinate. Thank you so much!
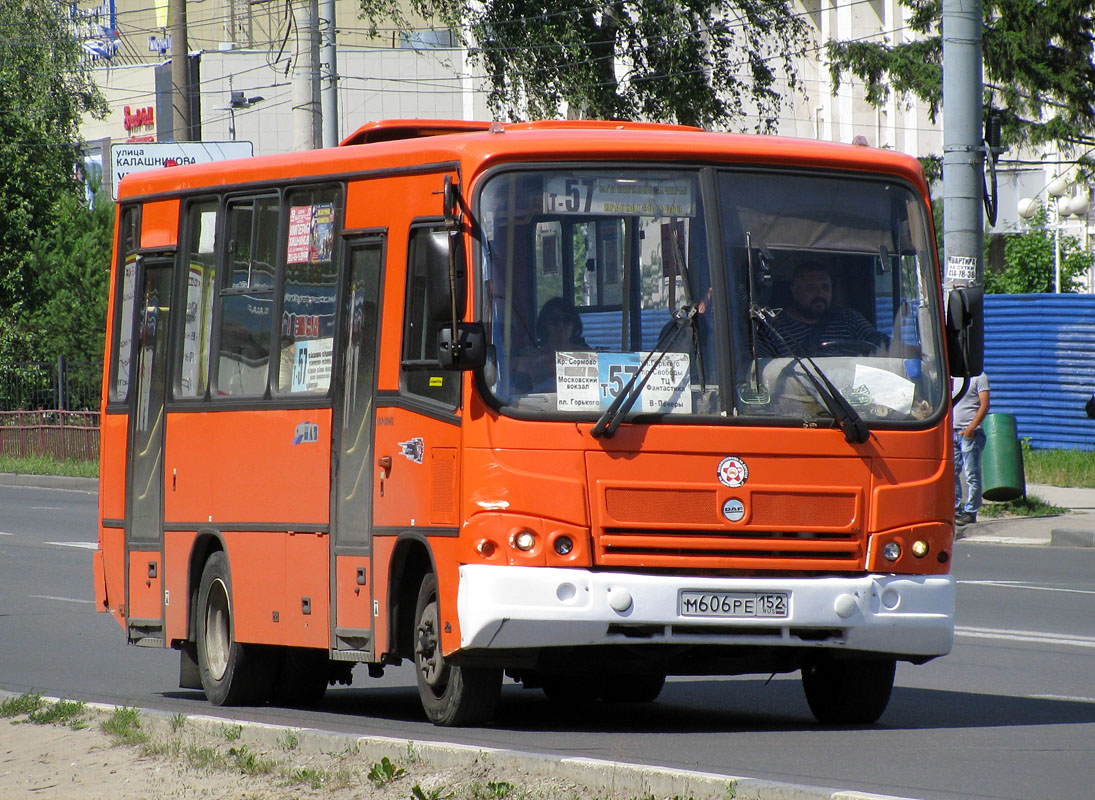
[
  {"left": 26, "top": 189, "right": 114, "bottom": 363},
  {"left": 358, "top": 0, "right": 811, "bottom": 130},
  {"left": 985, "top": 206, "right": 1091, "bottom": 293},
  {"left": 0, "top": 0, "right": 107, "bottom": 316},
  {"left": 825, "top": 0, "right": 1095, "bottom": 157}
]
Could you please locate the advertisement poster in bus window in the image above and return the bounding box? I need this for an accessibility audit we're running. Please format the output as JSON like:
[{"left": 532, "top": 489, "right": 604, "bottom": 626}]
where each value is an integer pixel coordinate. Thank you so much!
[
  {"left": 555, "top": 351, "right": 691, "bottom": 413},
  {"left": 115, "top": 254, "right": 138, "bottom": 397},
  {"left": 287, "top": 203, "right": 335, "bottom": 264},
  {"left": 180, "top": 265, "right": 212, "bottom": 395}
]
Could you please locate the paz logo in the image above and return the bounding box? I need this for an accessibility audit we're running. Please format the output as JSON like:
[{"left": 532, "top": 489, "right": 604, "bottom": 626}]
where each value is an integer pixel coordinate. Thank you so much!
[{"left": 292, "top": 421, "right": 319, "bottom": 445}]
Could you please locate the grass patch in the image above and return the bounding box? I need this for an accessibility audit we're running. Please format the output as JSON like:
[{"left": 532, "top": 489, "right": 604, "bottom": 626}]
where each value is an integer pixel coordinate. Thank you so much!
[
  {"left": 981, "top": 493, "right": 1066, "bottom": 519},
  {"left": 28, "top": 699, "right": 86, "bottom": 728},
  {"left": 1024, "top": 446, "right": 1095, "bottom": 488},
  {"left": 0, "top": 454, "right": 97, "bottom": 478},
  {"left": 100, "top": 706, "right": 149, "bottom": 746},
  {"left": 0, "top": 693, "right": 44, "bottom": 717}
]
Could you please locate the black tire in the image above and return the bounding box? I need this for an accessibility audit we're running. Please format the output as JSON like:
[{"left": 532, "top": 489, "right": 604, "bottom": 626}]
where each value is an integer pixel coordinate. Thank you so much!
[
  {"left": 272, "top": 647, "right": 329, "bottom": 708},
  {"left": 414, "top": 573, "right": 502, "bottom": 726},
  {"left": 801, "top": 657, "right": 896, "bottom": 725},
  {"left": 195, "top": 551, "right": 276, "bottom": 706},
  {"left": 601, "top": 672, "right": 666, "bottom": 704}
]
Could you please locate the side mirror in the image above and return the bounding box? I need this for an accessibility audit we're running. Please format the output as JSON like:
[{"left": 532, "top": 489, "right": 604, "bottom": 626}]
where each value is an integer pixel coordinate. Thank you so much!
[
  {"left": 438, "top": 322, "right": 486, "bottom": 370},
  {"left": 424, "top": 229, "right": 466, "bottom": 322},
  {"left": 946, "top": 286, "right": 984, "bottom": 376}
]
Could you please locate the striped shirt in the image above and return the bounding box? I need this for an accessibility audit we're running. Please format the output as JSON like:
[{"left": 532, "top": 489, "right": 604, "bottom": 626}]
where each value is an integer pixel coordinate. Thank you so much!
[{"left": 760, "top": 306, "right": 889, "bottom": 356}]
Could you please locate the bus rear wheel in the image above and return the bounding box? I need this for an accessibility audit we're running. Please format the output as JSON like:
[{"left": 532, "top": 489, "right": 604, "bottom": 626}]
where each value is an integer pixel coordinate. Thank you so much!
[
  {"left": 195, "top": 551, "right": 275, "bottom": 706},
  {"left": 801, "top": 656, "right": 895, "bottom": 725},
  {"left": 413, "top": 573, "right": 501, "bottom": 726}
]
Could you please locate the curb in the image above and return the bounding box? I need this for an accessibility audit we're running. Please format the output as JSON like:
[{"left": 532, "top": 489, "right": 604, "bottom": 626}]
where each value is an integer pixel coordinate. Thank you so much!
[
  {"left": 1050, "top": 528, "right": 1095, "bottom": 548},
  {"left": 5, "top": 691, "right": 921, "bottom": 800},
  {"left": 0, "top": 472, "right": 97, "bottom": 492}
]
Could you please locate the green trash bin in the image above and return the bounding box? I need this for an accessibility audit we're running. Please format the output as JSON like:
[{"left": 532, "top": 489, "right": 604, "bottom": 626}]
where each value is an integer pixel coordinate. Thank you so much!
[{"left": 980, "top": 413, "right": 1025, "bottom": 502}]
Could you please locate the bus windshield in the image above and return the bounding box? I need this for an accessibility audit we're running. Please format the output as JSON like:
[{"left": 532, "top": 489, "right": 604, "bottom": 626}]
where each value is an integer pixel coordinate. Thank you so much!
[{"left": 478, "top": 166, "right": 945, "bottom": 427}]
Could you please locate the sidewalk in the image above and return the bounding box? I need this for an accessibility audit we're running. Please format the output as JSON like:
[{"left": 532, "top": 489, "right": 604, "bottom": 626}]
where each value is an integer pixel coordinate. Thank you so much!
[{"left": 958, "top": 483, "right": 1095, "bottom": 547}]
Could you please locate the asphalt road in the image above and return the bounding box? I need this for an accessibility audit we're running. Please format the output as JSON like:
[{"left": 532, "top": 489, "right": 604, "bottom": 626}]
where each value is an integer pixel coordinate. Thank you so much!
[{"left": 2, "top": 483, "right": 1094, "bottom": 800}]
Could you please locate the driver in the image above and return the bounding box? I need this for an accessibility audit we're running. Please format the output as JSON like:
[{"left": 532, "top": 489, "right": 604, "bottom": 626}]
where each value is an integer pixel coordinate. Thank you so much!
[{"left": 761, "top": 261, "right": 889, "bottom": 357}]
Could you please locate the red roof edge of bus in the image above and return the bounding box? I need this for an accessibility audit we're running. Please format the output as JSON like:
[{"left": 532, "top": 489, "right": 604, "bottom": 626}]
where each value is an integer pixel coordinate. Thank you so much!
[
  {"left": 338, "top": 118, "right": 705, "bottom": 147},
  {"left": 339, "top": 119, "right": 494, "bottom": 146}
]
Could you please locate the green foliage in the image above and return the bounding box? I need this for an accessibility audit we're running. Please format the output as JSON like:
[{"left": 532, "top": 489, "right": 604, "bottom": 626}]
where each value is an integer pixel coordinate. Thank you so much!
[
  {"left": 220, "top": 723, "right": 243, "bottom": 741},
  {"left": 0, "top": 0, "right": 107, "bottom": 320},
  {"left": 411, "top": 784, "right": 452, "bottom": 800},
  {"left": 1023, "top": 445, "right": 1095, "bottom": 487},
  {"left": 984, "top": 205, "right": 1091, "bottom": 293},
  {"left": 24, "top": 188, "right": 113, "bottom": 362},
  {"left": 169, "top": 712, "right": 187, "bottom": 733},
  {"left": 979, "top": 492, "right": 1065, "bottom": 518},
  {"left": 367, "top": 755, "right": 407, "bottom": 786},
  {"left": 826, "top": 0, "right": 1095, "bottom": 153},
  {"left": 229, "top": 744, "right": 276, "bottom": 775},
  {"left": 287, "top": 767, "right": 328, "bottom": 789},
  {"left": 358, "top": 0, "right": 811, "bottom": 130},
  {"left": 27, "top": 698, "right": 87, "bottom": 727},
  {"left": 100, "top": 706, "right": 149, "bottom": 746},
  {"left": 0, "top": 693, "right": 44, "bottom": 717},
  {"left": 0, "top": 454, "right": 97, "bottom": 477}
]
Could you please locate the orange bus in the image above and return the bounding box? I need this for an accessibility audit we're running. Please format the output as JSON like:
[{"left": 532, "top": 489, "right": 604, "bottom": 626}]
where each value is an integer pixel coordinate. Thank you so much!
[{"left": 93, "top": 119, "right": 973, "bottom": 726}]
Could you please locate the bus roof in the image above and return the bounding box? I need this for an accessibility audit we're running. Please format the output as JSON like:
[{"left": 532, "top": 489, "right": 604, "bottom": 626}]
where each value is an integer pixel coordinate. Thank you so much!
[{"left": 116, "top": 119, "right": 930, "bottom": 201}]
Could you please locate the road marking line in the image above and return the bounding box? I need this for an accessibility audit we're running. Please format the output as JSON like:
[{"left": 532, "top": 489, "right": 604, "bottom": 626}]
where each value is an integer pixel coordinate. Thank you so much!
[
  {"left": 958, "top": 580, "right": 1095, "bottom": 596},
  {"left": 956, "top": 625, "right": 1095, "bottom": 649},
  {"left": 29, "top": 595, "right": 94, "bottom": 605},
  {"left": 45, "top": 541, "right": 99, "bottom": 550},
  {"left": 1031, "top": 693, "right": 1095, "bottom": 703},
  {"left": 0, "top": 531, "right": 12, "bottom": 536},
  {"left": 30, "top": 506, "right": 63, "bottom": 510}
]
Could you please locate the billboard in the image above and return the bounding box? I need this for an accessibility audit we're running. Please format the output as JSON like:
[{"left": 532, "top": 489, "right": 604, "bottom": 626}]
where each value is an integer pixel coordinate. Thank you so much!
[{"left": 110, "top": 141, "right": 253, "bottom": 198}]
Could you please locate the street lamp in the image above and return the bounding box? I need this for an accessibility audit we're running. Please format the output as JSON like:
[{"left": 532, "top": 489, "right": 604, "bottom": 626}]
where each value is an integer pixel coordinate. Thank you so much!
[
  {"left": 215, "top": 90, "right": 265, "bottom": 141},
  {"left": 1018, "top": 174, "right": 1090, "bottom": 293}
]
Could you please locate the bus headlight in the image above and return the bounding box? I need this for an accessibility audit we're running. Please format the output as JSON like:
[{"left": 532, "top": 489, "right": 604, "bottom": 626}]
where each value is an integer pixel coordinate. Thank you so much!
[
  {"left": 882, "top": 541, "right": 902, "bottom": 562},
  {"left": 911, "top": 539, "right": 929, "bottom": 558},
  {"left": 512, "top": 530, "right": 536, "bottom": 551}
]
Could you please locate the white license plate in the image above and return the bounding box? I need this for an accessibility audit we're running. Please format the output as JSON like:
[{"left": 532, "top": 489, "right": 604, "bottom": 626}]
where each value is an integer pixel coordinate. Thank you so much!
[{"left": 678, "top": 590, "right": 789, "bottom": 618}]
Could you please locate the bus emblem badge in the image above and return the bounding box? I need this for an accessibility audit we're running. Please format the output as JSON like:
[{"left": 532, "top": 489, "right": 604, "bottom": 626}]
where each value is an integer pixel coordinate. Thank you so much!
[
  {"left": 716, "top": 456, "right": 748, "bottom": 487},
  {"left": 398, "top": 437, "right": 425, "bottom": 464},
  {"left": 722, "top": 498, "right": 746, "bottom": 522},
  {"left": 292, "top": 422, "right": 319, "bottom": 445}
]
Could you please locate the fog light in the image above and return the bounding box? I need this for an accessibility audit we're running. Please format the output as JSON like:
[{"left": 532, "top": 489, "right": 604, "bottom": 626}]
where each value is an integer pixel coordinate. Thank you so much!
[
  {"left": 911, "top": 539, "right": 929, "bottom": 558},
  {"left": 553, "top": 535, "right": 573, "bottom": 555},
  {"left": 882, "top": 541, "right": 901, "bottom": 562},
  {"left": 475, "top": 539, "right": 496, "bottom": 557},
  {"left": 513, "top": 530, "right": 536, "bottom": 551}
]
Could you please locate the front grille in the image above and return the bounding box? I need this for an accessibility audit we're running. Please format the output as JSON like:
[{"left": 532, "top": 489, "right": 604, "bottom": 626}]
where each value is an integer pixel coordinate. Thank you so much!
[{"left": 596, "top": 527, "right": 862, "bottom": 569}]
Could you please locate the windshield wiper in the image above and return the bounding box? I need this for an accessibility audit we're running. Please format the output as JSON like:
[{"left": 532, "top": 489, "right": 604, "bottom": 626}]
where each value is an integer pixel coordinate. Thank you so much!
[
  {"left": 751, "top": 308, "right": 869, "bottom": 444},
  {"left": 590, "top": 305, "right": 695, "bottom": 439}
]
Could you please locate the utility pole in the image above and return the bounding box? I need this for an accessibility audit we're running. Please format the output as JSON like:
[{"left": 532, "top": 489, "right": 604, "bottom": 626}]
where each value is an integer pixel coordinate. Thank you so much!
[
  {"left": 169, "top": 0, "right": 190, "bottom": 141},
  {"left": 941, "top": 0, "right": 983, "bottom": 292},
  {"left": 292, "top": 0, "right": 321, "bottom": 151},
  {"left": 941, "top": 0, "right": 985, "bottom": 371},
  {"left": 319, "top": 0, "right": 338, "bottom": 148}
]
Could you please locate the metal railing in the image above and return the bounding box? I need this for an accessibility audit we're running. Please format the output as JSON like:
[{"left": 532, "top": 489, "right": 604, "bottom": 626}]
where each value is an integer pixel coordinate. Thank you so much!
[
  {"left": 0, "top": 410, "right": 100, "bottom": 461},
  {"left": 0, "top": 358, "right": 102, "bottom": 412}
]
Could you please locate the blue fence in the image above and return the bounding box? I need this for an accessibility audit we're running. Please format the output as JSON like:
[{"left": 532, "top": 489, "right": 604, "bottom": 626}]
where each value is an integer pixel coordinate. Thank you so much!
[{"left": 983, "top": 294, "right": 1095, "bottom": 451}]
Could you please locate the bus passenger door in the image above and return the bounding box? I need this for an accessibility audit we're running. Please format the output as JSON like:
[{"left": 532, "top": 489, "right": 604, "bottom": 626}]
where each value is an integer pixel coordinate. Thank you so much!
[
  {"left": 331, "top": 237, "right": 384, "bottom": 658},
  {"left": 125, "top": 259, "right": 173, "bottom": 645}
]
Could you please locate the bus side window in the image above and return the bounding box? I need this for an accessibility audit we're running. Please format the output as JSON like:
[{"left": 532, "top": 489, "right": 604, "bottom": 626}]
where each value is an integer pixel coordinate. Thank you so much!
[
  {"left": 276, "top": 186, "right": 341, "bottom": 394},
  {"left": 400, "top": 225, "right": 459, "bottom": 408},
  {"left": 177, "top": 199, "right": 218, "bottom": 399},
  {"left": 213, "top": 195, "right": 278, "bottom": 397},
  {"left": 109, "top": 205, "right": 140, "bottom": 403}
]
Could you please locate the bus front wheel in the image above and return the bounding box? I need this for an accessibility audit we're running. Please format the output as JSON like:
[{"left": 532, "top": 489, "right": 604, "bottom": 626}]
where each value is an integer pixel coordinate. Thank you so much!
[
  {"left": 195, "top": 551, "right": 275, "bottom": 706},
  {"left": 413, "top": 573, "right": 501, "bottom": 726},
  {"left": 801, "top": 656, "right": 895, "bottom": 725}
]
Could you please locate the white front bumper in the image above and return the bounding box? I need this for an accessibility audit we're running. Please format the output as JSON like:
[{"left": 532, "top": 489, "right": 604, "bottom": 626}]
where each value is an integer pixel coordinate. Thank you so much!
[{"left": 457, "top": 565, "right": 955, "bottom": 658}]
